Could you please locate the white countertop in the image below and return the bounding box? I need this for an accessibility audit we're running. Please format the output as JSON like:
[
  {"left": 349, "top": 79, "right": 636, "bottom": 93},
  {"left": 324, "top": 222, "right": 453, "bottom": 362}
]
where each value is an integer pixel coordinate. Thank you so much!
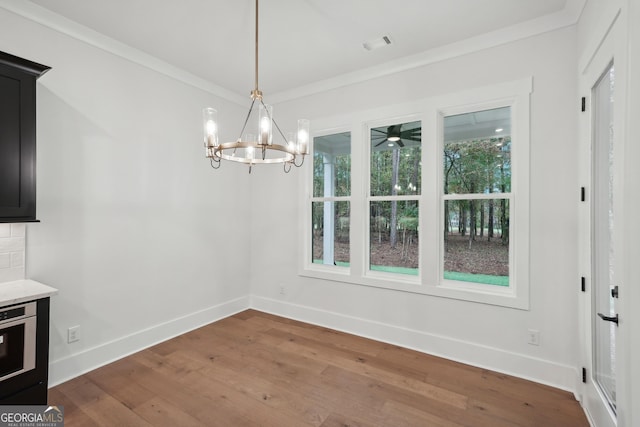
[{"left": 0, "top": 279, "right": 58, "bottom": 307}]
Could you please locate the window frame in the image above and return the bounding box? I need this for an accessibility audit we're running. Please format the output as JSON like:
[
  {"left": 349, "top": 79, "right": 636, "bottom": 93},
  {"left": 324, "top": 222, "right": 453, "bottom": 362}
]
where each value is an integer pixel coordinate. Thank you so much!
[
  {"left": 433, "top": 83, "right": 531, "bottom": 309},
  {"left": 300, "top": 78, "right": 531, "bottom": 310}
]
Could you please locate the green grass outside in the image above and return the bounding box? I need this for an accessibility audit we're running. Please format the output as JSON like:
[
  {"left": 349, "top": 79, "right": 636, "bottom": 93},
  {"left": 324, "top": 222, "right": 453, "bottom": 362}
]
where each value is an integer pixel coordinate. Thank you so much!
[
  {"left": 443, "top": 271, "right": 509, "bottom": 287},
  {"left": 370, "top": 264, "right": 419, "bottom": 276},
  {"left": 313, "top": 259, "right": 508, "bottom": 286}
]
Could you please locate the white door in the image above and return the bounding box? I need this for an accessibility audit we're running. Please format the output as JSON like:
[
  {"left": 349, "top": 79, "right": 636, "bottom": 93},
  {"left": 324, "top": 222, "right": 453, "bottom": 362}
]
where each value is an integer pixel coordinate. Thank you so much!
[{"left": 579, "top": 9, "right": 627, "bottom": 427}]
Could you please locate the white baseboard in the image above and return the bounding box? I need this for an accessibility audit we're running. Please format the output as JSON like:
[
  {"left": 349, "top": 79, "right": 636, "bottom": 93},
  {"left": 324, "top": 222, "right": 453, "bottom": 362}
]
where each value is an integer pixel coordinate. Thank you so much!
[
  {"left": 250, "top": 295, "right": 579, "bottom": 394},
  {"left": 48, "top": 296, "right": 250, "bottom": 387},
  {"left": 48, "top": 294, "right": 579, "bottom": 396}
]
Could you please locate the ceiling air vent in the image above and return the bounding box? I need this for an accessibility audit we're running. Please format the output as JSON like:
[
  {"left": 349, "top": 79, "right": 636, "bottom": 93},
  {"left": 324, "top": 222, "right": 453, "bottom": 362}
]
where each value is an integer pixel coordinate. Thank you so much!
[{"left": 363, "top": 36, "right": 392, "bottom": 51}]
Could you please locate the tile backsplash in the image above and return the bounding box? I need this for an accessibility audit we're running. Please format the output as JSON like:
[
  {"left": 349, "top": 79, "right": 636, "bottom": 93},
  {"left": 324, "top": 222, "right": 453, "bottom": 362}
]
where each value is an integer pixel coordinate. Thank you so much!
[{"left": 0, "top": 224, "right": 26, "bottom": 283}]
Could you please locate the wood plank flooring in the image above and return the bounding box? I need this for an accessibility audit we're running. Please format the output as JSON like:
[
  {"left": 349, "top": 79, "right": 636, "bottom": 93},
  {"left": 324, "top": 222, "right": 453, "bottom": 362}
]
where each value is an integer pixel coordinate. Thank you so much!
[{"left": 49, "top": 310, "right": 589, "bottom": 426}]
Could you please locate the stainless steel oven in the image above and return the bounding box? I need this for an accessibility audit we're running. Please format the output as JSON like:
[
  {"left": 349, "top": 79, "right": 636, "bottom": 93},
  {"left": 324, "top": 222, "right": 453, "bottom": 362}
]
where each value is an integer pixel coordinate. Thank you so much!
[{"left": 0, "top": 301, "right": 37, "bottom": 382}]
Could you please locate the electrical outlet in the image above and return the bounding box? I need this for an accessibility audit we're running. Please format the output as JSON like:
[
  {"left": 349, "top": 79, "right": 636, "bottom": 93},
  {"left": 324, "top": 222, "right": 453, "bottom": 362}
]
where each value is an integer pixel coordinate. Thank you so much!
[
  {"left": 68, "top": 325, "right": 80, "bottom": 343},
  {"left": 527, "top": 329, "right": 540, "bottom": 346}
]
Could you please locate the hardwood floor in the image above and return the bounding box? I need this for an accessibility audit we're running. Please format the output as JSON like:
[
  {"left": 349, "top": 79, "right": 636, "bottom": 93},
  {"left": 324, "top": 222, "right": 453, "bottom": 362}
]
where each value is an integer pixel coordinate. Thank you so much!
[{"left": 49, "top": 310, "right": 589, "bottom": 426}]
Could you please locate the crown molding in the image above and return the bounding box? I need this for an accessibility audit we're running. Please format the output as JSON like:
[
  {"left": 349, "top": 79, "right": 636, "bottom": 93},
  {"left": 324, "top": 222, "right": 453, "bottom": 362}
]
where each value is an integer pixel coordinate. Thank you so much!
[
  {"left": 0, "top": 0, "right": 585, "bottom": 106},
  {"left": 0, "top": 0, "right": 248, "bottom": 106},
  {"left": 268, "top": 0, "right": 587, "bottom": 104}
]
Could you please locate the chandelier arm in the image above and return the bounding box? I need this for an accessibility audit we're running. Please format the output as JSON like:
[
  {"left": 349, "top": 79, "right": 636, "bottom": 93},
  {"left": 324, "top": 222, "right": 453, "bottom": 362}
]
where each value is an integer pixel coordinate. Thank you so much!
[
  {"left": 284, "top": 162, "right": 292, "bottom": 173},
  {"left": 293, "top": 155, "right": 305, "bottom": 168},
  {"left": 272, "top": 118, "right": 289, "bottom": 144},
  {"left": 260, "top": 99, "right": 289, "bottom": 143},
  {"left": 238, "top": 98, "right": 257, "bottom": 141}
]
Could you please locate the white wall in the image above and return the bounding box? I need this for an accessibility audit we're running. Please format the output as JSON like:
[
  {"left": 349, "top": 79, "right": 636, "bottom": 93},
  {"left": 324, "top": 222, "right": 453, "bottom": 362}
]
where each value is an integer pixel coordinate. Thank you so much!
[
  {"left": 250, "top": 27, "right": 580, "bottom": 392},
  {"left": 0, "top": 8, "right": 252, "bottom": 385}
]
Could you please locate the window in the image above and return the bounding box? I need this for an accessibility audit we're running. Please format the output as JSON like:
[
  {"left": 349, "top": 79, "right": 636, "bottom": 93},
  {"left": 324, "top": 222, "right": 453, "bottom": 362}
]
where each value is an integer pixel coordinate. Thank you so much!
[
  {"left": 442, "top": 107, "right": 511, "bottom": 287},
  {"left": 302, "top": 78, "right": 531, "bottom": 309},
  {"left": 368, "top": 120, "right": 421, "bottom": 276},
  {"left": 311, "top": 131, "right": 351, "bottom": 268}
]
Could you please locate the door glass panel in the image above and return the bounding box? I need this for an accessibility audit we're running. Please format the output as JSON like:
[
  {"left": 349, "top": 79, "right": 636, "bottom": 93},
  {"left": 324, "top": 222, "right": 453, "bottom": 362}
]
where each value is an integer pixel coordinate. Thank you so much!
[{"left": 592, "top": 63, "right": 616, "bottom": 411}]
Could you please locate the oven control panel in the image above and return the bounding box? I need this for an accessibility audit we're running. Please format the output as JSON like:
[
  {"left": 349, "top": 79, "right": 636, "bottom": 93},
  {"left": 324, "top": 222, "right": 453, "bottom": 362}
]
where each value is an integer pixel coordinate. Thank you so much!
[
  {"left": 0, "top": 307, "right": 26, "bottom": 322},
  {"left": 0, "top": 302, "right": 36, "bottom": 324}
]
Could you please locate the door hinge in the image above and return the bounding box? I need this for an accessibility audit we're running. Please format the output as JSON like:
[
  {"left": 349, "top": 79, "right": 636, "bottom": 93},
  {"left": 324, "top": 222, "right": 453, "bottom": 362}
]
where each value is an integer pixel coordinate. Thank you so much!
[
  {"left": 581, "top": 277, "right": 586, "bottom": 292},
  {"left": 582, "top": 367, "right": 587, "bottom": 383},
  {"left": 581, "top": 97, "right": 586, "bottom": 112},
  {"left": 580, "top": 187, "right": 586, "bottom": 202}
]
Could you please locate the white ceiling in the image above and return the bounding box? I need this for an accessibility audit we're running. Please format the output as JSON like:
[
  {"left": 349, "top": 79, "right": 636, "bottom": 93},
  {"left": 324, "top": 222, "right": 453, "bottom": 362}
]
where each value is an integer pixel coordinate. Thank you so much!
[{"left": 18, "top": 0, "right": 583, "bottom": 102}]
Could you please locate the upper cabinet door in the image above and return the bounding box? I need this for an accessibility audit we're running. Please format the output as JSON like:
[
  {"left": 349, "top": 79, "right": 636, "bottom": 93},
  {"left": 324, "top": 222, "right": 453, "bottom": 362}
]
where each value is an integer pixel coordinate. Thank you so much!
[{"left": 0, "top": 51, "right": 50, "bottom": 223}]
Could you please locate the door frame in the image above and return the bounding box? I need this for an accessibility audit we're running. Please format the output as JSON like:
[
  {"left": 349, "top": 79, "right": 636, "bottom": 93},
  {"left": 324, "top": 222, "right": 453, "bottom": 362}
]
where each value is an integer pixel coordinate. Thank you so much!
[
  {"left": 578, "top": 4, "right": 629, "bottom": 426},
  {"left": 619, "top": 1, "right": 640, "bottom": 425}
]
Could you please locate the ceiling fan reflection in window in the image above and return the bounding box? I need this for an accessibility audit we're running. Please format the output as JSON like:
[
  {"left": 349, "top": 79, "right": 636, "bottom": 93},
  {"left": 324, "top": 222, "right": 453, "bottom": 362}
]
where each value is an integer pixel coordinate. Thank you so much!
[{"left": 371, "top": 123, "right": 421, "bottom": 148}]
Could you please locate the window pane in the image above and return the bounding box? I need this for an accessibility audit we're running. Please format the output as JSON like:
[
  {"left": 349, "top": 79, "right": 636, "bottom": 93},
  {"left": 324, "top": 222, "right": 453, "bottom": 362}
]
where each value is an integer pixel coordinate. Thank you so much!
[
  {"left": 312, "top": 201, "right": 350, "bottom": 266},
  {"left": 369, "top": 200, "right": 419, "bottom": 275},
  {"left": 444, "top": 199, "right": 509, "bottom": 286},
  {"left": 443, "top": 107, "right": 511, "bottom": 194},
  {"left": 371, "top": 121, "right": 421, "bottom": 197},
  {"left": 314, "top": 132, "right": 351, "bottom": 198}
]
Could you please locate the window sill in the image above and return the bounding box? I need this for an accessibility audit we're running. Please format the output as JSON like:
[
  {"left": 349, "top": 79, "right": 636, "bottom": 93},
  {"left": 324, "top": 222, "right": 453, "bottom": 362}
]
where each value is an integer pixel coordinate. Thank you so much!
[{"left": 299, "top": 267, "right": 528, "bottom": 310}]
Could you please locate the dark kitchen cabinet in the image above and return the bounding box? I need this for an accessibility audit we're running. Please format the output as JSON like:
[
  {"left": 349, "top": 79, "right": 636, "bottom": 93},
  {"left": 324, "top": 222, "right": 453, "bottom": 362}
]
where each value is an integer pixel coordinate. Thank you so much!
[{"left": 0, "top": 51, "right": 50, "bottom": 222}]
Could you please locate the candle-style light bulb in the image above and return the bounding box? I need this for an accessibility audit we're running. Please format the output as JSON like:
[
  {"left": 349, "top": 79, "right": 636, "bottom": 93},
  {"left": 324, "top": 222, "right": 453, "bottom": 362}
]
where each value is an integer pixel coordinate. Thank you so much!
[
  {"left": 202, "top": 107, "right": 218, "bottom": 148},
  {"left": 258, "top": 104, "right": 273, "bottom": 146},
  {"left": 297, "top": 119, "right": 310, "bottom": 154}
]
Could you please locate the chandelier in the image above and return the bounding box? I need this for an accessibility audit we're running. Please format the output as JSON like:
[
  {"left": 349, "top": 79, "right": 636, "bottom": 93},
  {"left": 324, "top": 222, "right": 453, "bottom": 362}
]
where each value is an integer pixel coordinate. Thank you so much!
[{"left": 202, "top": 0, "right": 309, "bottom": 173}]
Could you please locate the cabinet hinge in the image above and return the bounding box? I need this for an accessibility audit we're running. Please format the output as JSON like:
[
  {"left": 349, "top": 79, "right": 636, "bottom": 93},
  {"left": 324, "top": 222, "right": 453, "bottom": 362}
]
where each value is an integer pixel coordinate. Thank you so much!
[
  {"left": 582, "top": 367, "right": 587, "bottom": 383},
  {"left": 581, "top": 97, "right": 586, "bottom": 112},
  {"left": 580, "top": 187, "right": 586, "bottom": 202},
  {"left": 581, "top": 277, "right": 586, "bottom": 292}
]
